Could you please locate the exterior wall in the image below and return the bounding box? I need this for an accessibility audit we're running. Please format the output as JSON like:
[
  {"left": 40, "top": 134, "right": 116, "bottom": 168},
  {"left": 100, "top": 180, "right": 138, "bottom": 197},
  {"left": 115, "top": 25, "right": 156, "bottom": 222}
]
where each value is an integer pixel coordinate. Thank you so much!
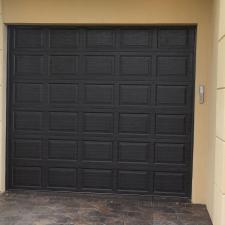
[
  {"left": 206, "top": 0, "right": 218, "bottom": 218},
  {"left": 0, "top": 0, "right": 6, "bottom": 193},
  {"left": 1, "top": 0, "right": 213, "bottom": 205},
  {"left": 207, "top": 0, "right": 225, "bottom": 224}
]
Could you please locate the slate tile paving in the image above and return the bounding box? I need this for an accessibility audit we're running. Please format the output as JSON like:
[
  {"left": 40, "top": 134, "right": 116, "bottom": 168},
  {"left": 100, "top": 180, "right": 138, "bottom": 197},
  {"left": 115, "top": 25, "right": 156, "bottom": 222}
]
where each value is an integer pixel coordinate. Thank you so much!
[{"left": 0, "top": 191, "right": 212, "bottom": 225}]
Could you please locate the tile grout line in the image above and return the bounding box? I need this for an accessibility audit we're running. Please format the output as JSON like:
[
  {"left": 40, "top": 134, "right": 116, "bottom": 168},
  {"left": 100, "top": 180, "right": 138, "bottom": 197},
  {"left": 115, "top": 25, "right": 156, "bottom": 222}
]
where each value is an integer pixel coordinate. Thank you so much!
[
  {"left": 218, "top": 33, "right": 225, "bottom": 42},
  {"left": 216, "top": 87, "right": 225, "bottom": 90},
  {"left": 216, "top": 136, "right": 225, "bottom": 143}
]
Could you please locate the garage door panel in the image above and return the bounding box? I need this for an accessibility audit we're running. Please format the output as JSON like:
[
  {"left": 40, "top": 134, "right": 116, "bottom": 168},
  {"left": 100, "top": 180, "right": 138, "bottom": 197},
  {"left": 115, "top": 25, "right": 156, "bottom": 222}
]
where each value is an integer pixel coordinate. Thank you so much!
[
  {"left": 119, "top": 85, "right": 151, "bottom": 105},
  {"left": 156, "top": 85, "right": 188, "bottom": 105},
  {"left": 86, "top": 29, "right": 115, "bottom": 49},
  {"left": 81, "top": 169, "right": 113, "bottom": 190},
  {"left": 118, "top": 170, "right": 150, "bottom": 192},
  {"left": 14, "top": 54, "right": 45, "bottom": 75},
  {"left": 49, "top": 112, "right": 78, "bottom": 132},
  {"left": 158, "top": 28, "right": 190, "bottom": 49},
  {"left": 120, "top": 56, "right": 152, "bottom": 75},
  {"left": 47, "top": 168, "right": 77, "bottom": 188},
  {"left": 85, "top": 55, "right": 115, "bottom": 75},
  {"left": 49, "top": 29, "right": 79, "bottom": 49},
  {"left": 157, "top": 56, "right": 188, "bottom": 78},
  {"left": 48, "top": 140, "right": 77, "bottom": 160},
  {"left": 83, "top": 112, "right": 114, "bottom": 134},
  {"left": 49, "top": 83, "right": 78, "bottom": 104},
  {"left": 84, "top": 84, "right": 114, "bottom": 105},
  {"left": 120, "top": 29, "right": 153, "bottom": 48},
  {"left": 8, "top": 26, "right": 195, "bottom": 197},
  {"left": 154, "top": 143, "right": 186, "bottom": 165},
  {"left": 13, "top": 139, "right": 42, "bottom": 159},
  {"left": 12, "top": 158, "right": 188, "bottom": 171},
  {"left": 14, "top": 27, "right": 44, "bottom": 49},
  {"left": 156, "top": 114, "right": 187, "bottom": 135},
  {"left": 118, "top": 142, "right": 150, "bottom": 163},
  {"left": 82, "top": 141, "right": 113, "bottom": 162},
  {"left": 153, "top": 172, "right": 187, "bottom": 195},
  {"left": 12, "top": 166, "right": 42, "bottom": 188},
  {"left": 50, "top": 55, "right": 78, "bottom": 75},
  {"left": 13, "top": 111, "right": 43, "bottom": 131},
  {"left": 14, "top": 83, "right": 43, "bottom": 104},
  {"left": 119, "top": 113, "right": 151, "bottom": 134}
]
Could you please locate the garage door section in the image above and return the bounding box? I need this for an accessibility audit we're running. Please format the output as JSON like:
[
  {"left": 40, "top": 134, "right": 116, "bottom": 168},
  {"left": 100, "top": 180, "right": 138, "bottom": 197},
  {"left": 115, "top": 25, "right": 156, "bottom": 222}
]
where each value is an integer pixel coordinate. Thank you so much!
[{"left": 7, "top": 26, "right": 195, "bottom": 197}]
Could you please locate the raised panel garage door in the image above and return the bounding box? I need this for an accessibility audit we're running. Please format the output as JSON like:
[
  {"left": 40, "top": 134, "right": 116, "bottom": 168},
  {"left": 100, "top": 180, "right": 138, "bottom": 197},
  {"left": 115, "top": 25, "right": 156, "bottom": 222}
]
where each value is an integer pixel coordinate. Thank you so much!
[{"left": 7, "top": 26, "right": 195, "bottom": 197}]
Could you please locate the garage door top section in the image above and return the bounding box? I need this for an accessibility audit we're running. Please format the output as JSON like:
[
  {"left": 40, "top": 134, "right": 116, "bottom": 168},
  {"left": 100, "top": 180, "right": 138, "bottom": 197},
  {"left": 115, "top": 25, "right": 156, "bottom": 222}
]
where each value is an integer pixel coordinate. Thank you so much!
[{"left": 7, "top": 26, "right": 195, "bottom": 197}]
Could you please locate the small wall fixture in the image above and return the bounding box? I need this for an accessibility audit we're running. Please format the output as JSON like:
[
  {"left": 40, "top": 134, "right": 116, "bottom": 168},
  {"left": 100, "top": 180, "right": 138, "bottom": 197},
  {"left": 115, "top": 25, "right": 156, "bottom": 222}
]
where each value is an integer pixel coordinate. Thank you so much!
[{"left": 199, "top": 85, "right": 205, "bottom": 104}]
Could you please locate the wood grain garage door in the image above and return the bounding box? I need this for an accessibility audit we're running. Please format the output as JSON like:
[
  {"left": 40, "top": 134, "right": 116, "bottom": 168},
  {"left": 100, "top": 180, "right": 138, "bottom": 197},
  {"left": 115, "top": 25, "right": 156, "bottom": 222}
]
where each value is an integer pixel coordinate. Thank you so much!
[{"left": 7, "top": 26, "right": 196, "bottom": 197}]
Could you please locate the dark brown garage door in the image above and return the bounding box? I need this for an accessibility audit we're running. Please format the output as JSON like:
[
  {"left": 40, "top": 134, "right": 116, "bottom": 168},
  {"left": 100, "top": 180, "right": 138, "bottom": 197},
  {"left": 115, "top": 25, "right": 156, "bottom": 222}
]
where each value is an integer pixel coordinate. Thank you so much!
[{"left": 7, "top": 26, "right": 195, "bottom": 197}]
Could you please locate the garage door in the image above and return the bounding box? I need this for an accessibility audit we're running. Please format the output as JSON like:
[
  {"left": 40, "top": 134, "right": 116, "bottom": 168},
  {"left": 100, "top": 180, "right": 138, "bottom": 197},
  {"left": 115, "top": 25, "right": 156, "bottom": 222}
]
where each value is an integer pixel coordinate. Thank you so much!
[{"left": 7, "top": 26, "right": 195, "bottom": 197}]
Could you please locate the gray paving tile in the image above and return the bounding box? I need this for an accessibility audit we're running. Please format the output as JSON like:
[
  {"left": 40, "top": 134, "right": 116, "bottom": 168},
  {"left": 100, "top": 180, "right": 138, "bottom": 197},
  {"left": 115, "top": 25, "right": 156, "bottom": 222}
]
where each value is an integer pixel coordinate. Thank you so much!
[{"left": 0, "top": 191, "right": 212, "bottom": 225}]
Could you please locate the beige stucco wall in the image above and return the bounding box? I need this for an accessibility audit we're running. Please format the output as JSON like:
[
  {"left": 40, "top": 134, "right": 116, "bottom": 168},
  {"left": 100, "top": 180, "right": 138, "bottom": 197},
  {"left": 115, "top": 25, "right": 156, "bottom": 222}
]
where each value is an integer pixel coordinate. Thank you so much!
[
  {"left": 206, "top": 0, "right": 225, "bottom": 224},
  {"left": 0, "top": 0, "right": 214, "bottom": 206},
  {"left": 0, "top": 0, "right": 6, "bottom": 193}
]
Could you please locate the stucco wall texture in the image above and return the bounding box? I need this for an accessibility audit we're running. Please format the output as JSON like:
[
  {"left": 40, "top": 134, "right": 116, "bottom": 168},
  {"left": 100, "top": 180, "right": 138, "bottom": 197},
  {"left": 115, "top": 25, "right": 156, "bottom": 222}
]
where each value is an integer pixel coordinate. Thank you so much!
[
  {"left": 0, "top": 0, "right": 6, "bottom": 194},
  {"left": 1, "top": 1, "right": 223, "bottom": 224},
  {"left": 207, "top": 0, "right": 225, "bottom": 224}
]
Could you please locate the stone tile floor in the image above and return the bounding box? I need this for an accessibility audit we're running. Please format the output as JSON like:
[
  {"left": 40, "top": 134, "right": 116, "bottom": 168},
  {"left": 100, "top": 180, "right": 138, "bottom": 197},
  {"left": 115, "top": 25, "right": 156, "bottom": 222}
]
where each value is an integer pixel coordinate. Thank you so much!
[{"left": 0, "top": 191, "right": 212, "bottom": 225}]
